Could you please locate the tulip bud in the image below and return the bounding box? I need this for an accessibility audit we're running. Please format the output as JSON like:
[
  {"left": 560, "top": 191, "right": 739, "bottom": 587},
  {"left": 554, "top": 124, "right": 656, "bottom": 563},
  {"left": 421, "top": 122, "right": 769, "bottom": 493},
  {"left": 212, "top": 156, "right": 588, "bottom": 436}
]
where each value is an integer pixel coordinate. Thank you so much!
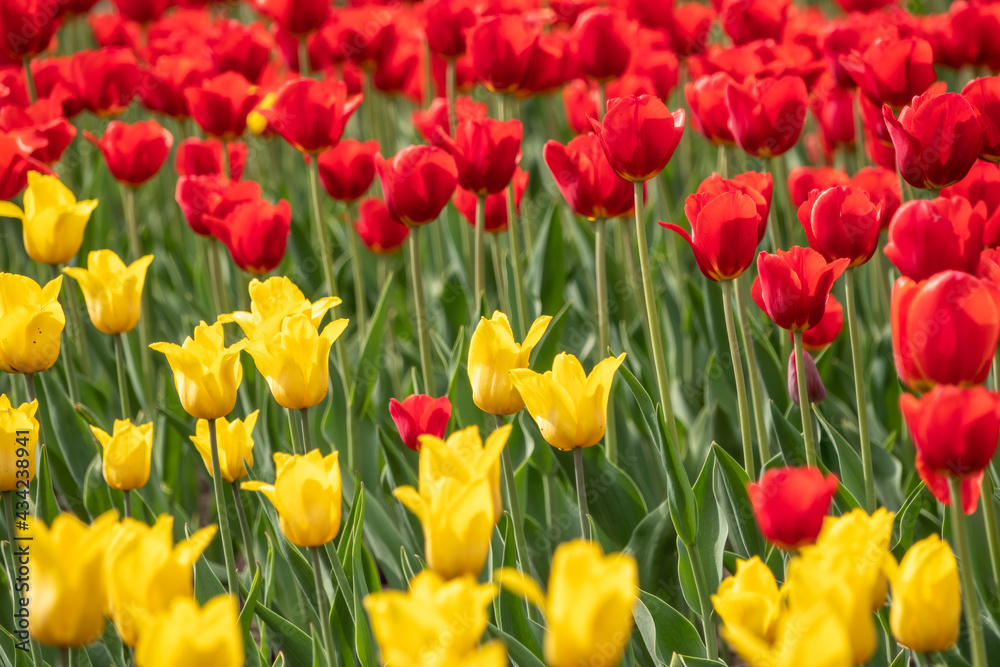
[
  {"left": 747, "top": 466, "right": 838, "bottom": 550},
  {"left": 90, "top": 420, "right": 153, "bottom": 492},
  {"left": 134, "top": 595, "right": 245, "bottom": 667},
  {"left": 0, "top": 172, "right": 98, "bottom": 265},
  {"left": 888, "top": 534, "right": 961, "bottom": 653},
  {"left": 63, "top": 250, "right": 153, "bottom": 335},
  {"left": 788, "top": 349, "right": 826, "bottom": 406},
  {"left": 388, "top": 394, "right": 452, "bottom": 451},
  {"left": 84, "top": 120, "right": 173, "bottom": 187},
  {"left": 0, "top": 273, "right": 65, "bottom": 374},
  {"left": 468, "top": 311, "right": 552, "bottom": 416}
]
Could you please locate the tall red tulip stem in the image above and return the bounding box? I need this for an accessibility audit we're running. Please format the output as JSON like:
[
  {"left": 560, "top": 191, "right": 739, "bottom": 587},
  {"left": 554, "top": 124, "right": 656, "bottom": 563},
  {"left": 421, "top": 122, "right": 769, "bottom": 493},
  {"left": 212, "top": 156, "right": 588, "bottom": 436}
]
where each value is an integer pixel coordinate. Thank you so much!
[
  {"left": 209, "top": 418, "right": 240, "bottom": 597},
  {"left": 22, "top": 59, "right": 36, "bottom": 104},
  {"left": 844, "top": 267, "right": 875, "bottom": 512},
  {"left": 409, "top": 227, "right": 435, "bottom": 395},
  {"left": 948, "top": 476, "right": 989, "bottom": 667},
  {"left": 717, "top": 145, "right": 728, "bottom": 180},
  {"left": 735, "top": 275, "right": 771, "bottom": 462},
  {"left": 597, "top": 82, "right": 606, "bottom": 122},
  {"left": 853, "top": 95, "right": 866, "bottom": 172},
  {"left": 221, "top": 140, "right": 231, "bottom": 181},
  {"left": 501, "top": 95, "right": 529, "bottom": 336},
  {"left": 446, "top": 59, "right": 457, "bottom": 137},
  {"left": 722, "top": 280, "right": 755, "bottom": 479},
  {"left": 769, "top": 156, "right": 792, "bottom": 248},
  {"left": 793, "top": 332, "right": 817, "bottom": 467},
  {"left": 307, "top": 159, "right": 337, "bottom": 299},
  {"left": 474, "top": 194, "right": 486, "bottom": 300},
  {"left": 298, "top": 38, "right": 310, "bottom": 78},
  {"left": 594, "top": 217, "right": 618, "bottom": 464}
]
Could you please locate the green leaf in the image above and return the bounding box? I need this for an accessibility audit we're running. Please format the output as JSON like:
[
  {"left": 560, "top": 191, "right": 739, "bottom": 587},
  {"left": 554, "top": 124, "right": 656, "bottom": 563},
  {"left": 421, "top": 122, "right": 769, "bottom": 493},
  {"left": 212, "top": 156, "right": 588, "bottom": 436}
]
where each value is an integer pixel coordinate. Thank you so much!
[
  {"left": 691, "top": 451, "right": 726, "bottom": 599},
  {"left": 528, "top": 301, "right": 571, "bottom": 372},
  {"left": 240, "top": 564, "right": 263, "bottom": 637},
  {"left": 533, "top": 204, "right": 566, "bottom": 319},
  {"left": 486, "top": 623, "right": 547, "bottom": 667},
  {"left": 712, "top": 443, "right": 765, "bottom": 560},
  {"left": 32, "top": 446, "right": 59, "bottom": 525},
  {"left": 349, "top": 272, "right": 394, "bottom": 412},
  {"left": 633, "top": 591, "right": 706, "bottom": 662},
  {"left": 814, "top": 409, "right": 867, "bottom": 505},
  {"left": 352, "top": 548, "right": 378, "bottom": 667},
  {"left": 624, "top": 500, "right": 678, "bottom": 603},
  {"left": 255, "top": 602, "right": 314, "bottom": 667}
]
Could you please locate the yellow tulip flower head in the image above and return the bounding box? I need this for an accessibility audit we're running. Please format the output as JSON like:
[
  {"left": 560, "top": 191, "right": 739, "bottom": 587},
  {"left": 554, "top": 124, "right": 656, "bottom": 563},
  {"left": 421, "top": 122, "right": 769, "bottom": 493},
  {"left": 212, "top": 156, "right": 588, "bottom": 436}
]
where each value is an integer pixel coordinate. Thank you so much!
[
  {"left": 887, "top": 534, "right": 960, "bottom": 653},
  {"left": 811, "top": 507, "right": 894, "bottom": 611},
  {"left": 63, "top": 250, "right": 153, "bottom": 335},
  {"left": 242, "top": 450, "right": 342, "bottom": 547},
  {"left": 135, "top": 595, "right": 245, "bottom": 667},
  {"left": 105, "top": 515, "right": 217, "bottom": 646},
  {"left": 247, "top": 92, "right": 277, "bottom": 136},
  {"left": 418, "top": 424, "right": 509, "bottom": 524},
  {"left": 468, "top": 311, "right": 552, "bottom": 415},
  {"left": 496, "top": 539, "right": 638, "bottom": 667},
  {"left": 91, "top": 419, "right": 153, "bottom": 491},
  {"left": 150, "top": 321, "right": 247, "bottom": 420},
  {"left": 29, "top": 511, "right": 117, "bottom": 648},
  {"left": 190, "top": 411, "right": 257, "bottom": 483},
  {"left": 219, "top": 275, "right": 340, "bottom": 342},
  {"left": 0, "top": 394, "right": 38, "bottom": 491},
  {"left": 711, "top": 556, "right": 781, "bottom": 646},
  {"left": 363, "top": 570, "right": 504, "bottom": 667},
  {"left": 0, "top": 171, "right": 98, "bottom": 265},
  {"left": 245, "top": 313, "right": 348, "bottom": 410},
  {"left": 0, "top": 273, "right": 65, "bottom": 374},
  {"left": 509, "top": 352, "right": 625, "bottom": 451}
]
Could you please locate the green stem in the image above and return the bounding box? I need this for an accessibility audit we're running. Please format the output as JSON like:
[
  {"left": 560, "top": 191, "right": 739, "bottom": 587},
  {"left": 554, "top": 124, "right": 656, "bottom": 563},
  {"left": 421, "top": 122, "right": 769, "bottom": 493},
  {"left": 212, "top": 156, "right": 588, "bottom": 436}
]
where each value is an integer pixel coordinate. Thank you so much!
[
  {"left": 491, "top": 235, "right": 511, "bottom": 317},
  {"left": 501, "top": 98, "right": 528, "bottom": 336},
  {"left": 311, "top": 547, "right": 337, "bottom": 667},
  {"left": 348, "top": 209, "right": 369, "bottom": 333},
  {"left": 793, "top": 333, "right": 817, "bottom": 467},
  {"left": 221, "top": 140, "right": 231, "bottom": 181},
  {"left": 632, "top": 181, "right": 679, "bottom": 451},
  {"left": 722, "top": 280, "right": 754, "bottom": 479},
  {"left": 495, "top": 415, "right": 533, "bottom": 578},
  {"left": 209, "top": 419, "right": 239, "bottom": 596},
  {"left": 205, "top": 236, "right": 223, "bottom": 315},
  {"left": 61, "top": 262, "right": 90, "bottom": 376},
  {"left": 232, "top": 481, "right": 256, "bottom": 568},
  {"left": 979, "top": 476, "right": 1000, "bottom": 608},
  {"left": 3, "top": 493, "right": 21, "bottom": 636},
  {"left": 123, "top": 489, "right": 131, "bottom": 518},
  {"left": 298, "top": 38, "right": 310, "bottom": 78},
  {"left": 287, "top": 408, "right": 303, "bottom": 456},
  {"left": 22, "top": 60, "right": 36, "bottom": 103},
  {"left": 854, "top": 95, "right": 867, "bottom": 172},
  {"left": 573, "top": 447, "right": 591, "bottom": 541},
  {"left": 300, "top": 407, "right": 313, "bottom": 453},
  {"left": 114, "top": 334, "right": 130, "bottom": 419},
  {"left": 687, "top": 540, "right": 719, "bottom": 660},
  {"left": 770, "top": 157, "right": 794, "bottom": 245},
  {"left": 948, "top": 477, "right": 988, "bottom": 667},
  {"left": 474, "top": 194, "right": 486, "bottom": 302},
  {"left": 717, "top": 145, "right": 728, "bottom": 179},
  {"left": 845, "top": 268, "right": 875, "bottom": 512},
  {"left": 597, "top": 82, "right": 606, "bottom": 122},
  {"left": 308, "top": 159, "right": 338, "bottom": 301},
  {"left": 408, "top": 227, "right": 434, "bottom": 395},
  {"left": 735, "top": 275, "right": 771, "bottom": 462},
  {"left": 122, "top": 186, "right": 153, "bottom": 410},
  {"left": 52, "top": 264, "right": 78, "bottom": 404},
  {"left": 24, "top": 375, "right": 45, "bottom": 456},
  {"left": 335, "top": 338, "right": 356, "bottom": 472},
  {"left": 595, "top": 218, "right": 618, "bottom": 464},
  {"left": 446, "top": 59, "right": 457, "bottom": 136}
]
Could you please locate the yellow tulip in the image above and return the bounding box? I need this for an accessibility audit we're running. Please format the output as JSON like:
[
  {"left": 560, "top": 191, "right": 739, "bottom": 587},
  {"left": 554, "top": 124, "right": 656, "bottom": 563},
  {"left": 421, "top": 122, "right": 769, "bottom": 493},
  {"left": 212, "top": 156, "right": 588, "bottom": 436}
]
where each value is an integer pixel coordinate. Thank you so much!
[
  {"left": 190, "top": 411, "right": 257, "bottom": 483},
  {"left": 150, "top": 321, "right": 247, "bottom": 420},
  {"left": 247, "top": 92, "right": 277, "bottom": 136},
  {"left": 29, "top": 511, "right": 117, "bottom": 648},
  {"left": 0, "top": 395, "right": 37, "bottom": 492},
  {"left": 811, "top": 508, "right": 894, "bottom": 610},
  {"left": 496, "top": 539, "right": 637, "bottom": 667},
  {"left": 887, "top": 534, "right": 960, "bottom": 653},
  {"left": 105, "top": 515, "right": 217, "bottom": 646},
  {"left": 418, "top": 424, "right": 509, "bottom": 524},
  {"left": 0, "top": 273, "right": 65, "bottom": 374},
  {"left": 135, "top": 595, "right": 245, "bottom": 667},
  {"left": 509, "top": 352, "right": 625, "bottom": 451},
  {"left": 711, "top": 557, "right": 781, "bottom": 645},
  {"left": 90, "top": 419, "right": 153, "bottom": 491},
  {"left": 63, "top": 249, "right": 153, "bottom": 335},
  {"left": 468, "top": 311, "right": 551, "bottom": 415},
  {"left": 363, "top": 570, "right": 504, "bottom": 667},
  {"left": 245, "top": 313, "right": 348, "bottom": 409},
  {"left": 219, "top": 275, "right": 339, "bottom": 342},
  {"left": 242, "top": 450, "right": 342, "bottom": 547},
  {"left": 0, "top": 171, "right": 98, "bottom": 265},
  {"left": 722, "top": 598, "right": 853, "bottom": 667}
]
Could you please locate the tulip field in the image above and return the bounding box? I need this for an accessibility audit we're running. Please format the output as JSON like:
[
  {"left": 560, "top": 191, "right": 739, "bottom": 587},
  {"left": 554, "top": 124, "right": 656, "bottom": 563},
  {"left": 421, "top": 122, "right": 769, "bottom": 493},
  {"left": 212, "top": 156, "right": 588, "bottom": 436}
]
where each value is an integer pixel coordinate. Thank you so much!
[{"left": 5, "top": 0, "right": 1000, "bottom": 665}]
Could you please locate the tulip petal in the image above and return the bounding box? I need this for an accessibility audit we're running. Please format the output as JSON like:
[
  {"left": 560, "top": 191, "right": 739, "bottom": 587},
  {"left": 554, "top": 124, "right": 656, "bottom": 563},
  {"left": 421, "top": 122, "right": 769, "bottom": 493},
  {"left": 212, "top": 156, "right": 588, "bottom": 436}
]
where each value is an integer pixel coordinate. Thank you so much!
[{"left": 494, "top": 566, "right": 547, "bottom": 610}]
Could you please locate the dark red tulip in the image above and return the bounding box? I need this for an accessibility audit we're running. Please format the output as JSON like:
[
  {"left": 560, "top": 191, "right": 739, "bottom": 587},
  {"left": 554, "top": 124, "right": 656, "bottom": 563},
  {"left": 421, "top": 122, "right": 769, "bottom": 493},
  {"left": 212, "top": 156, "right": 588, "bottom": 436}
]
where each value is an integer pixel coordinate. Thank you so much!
[
  {"left": 411, "top": 96, "right": 488, "bottom": 146},
  {"left": 834, "top": 0, "right": 897, "bottom": 10},
  {"left": 720, "top": 0, "right": 788, "bottom": 46},
  {"left": 695, "top": 171, "right": 772, "bottom": 224},
  {"left": 942, "top": 160, "right": 1000, "bottom": 248},
  {"left": 842, "top": 36, "right": 936, "bottom": 107},
  {"left": 850, "top": 166, "right": 901, "bottom": 225},
  {"left": 317, "top": 139, "right": 379, "bottom": 204},
  {"left": 0, "top": 100, "right": 75, "bottom": 166},
  {"left": 572, "top": 8, "right": 631, "bottom": 82},
  {"left": 562, "top": 80, "right": 599, "bottom": 136},
  {"left": 354, "top": 197, "right": 410, "bottom": 255},
  {"left": 787, "top": 166, "right": 849, "bottom": 208},
  {"left": 916, "top": 455, "right": 984, "bottom": 516},
  {"left": 184, "top": 72, "right": 262, "bottom": 141},
  {"left": 373, "top": 28, "right": 425, "bottom": 105},
  {"left": 85, "top": 120, "right": 173, "bottom": 187},
  {"left": 884, "top": 198, "right": 986, "bottom": 281},
  {"left": 628, "top": 48, "right": 680, "bottom": 101},
  {"left": 553, "top": 0, "right": 597, "bottom": 27},
  {"left": 375, "top": 145, "right": 458, "bottom": 226},
  {"left": 626, "top": 0, "right": 672, "bottom": 29},
  {"left": 819, "top": 15, "right": 885, "bottom": 89},
  {"left": 924, "top": 1, "right": 1000, "bottom": 71},
  {"left": 70, "top": 48, "right": 144, "bottom": 117},
  {"left": 590, "top": 95, "right": 684, "bottom": 182},
  {"left": 205, "top": 198, "right": 292, "bottom": 275},
  {"left": 891, "top": 270, "right": 1000, "bottom": 392},
  {"left": 437, "top": 118, "right": 522, "bottom": 196},
  {"left": 883, "top": 92, "right": 984, "bottom": 190},
  {"left": 425, "top": 0, "right": 477, "bottom": 59},
  {"left": 664, "top": 189, "right": 762, "bottom": 281},
  {"left": 252, "top": 0, "right": 331, "bottom": 36},
  {"left": 453, "top": 168, "right": 528, "bottom": 233},
  {"left": 64, "top": 0, "right": 100, "bottom": 15},
  {"left": 0, "top": 0, "right": 62, "bottom": 61},
  {"left": 466, "top": 14, "right": 539, "bottom": 94},
  {"left": 389, "top": 394, "right": 452, "bottom": 451},
  {"left": 336, "top": 7, "right": 401, "bottom": 72},
  {"left": 797, "top": 186, "right": 883, "bottom": 268},
  {"left": 747, "top": 466, "right": 838, "bottom": 550},
  {"left": 259, "top": 78, "right": 362, "bottom": 154},
  {"left": 725, "top": 75, "right": 807, "bottom": 158},
  {"left": 685, "top": 72, "right": 736, "bottom": 146},
  {"left": 139, "top": 55, "right": 213, "bottom": 120},
  {"left": 810, "top": 80, "right": 856, "bottom": 157},
  {"left": 88, "top": 12, "right": 141, "bottom": 49},
  {"left": 788, "top": 350, "right": 826, "bottom": 406},
  {"left": 667, "top": 2, "right": 716, "bottom": 57},
  {"left": 863, "top": 116, "right": 898, "bottom": 172},
  {"left": 112, "top": 0, "right": 170, "bottom": 23},
  {"left": 543, "top": 133, "right": 636, "bottom": 220},
  {"left": 961, "top": 77, "right": 1000, "bottom": 163},
  {"left": 751, "top": 246, "right": 850, "bottom": 332},
  {"left": 175, "top": 138, "right": 247, "bottom": 182},
  {"left": 0, "top": 131, "right": 52, "bottom": 200},
  {"left": 176, "top": 178, "right": 261, "bottom": 237},
  {"left": 800, "top": 295, "right": 843, "bottom": 352},
  {"left": 208, "top": 19, "right": 273, "bottom": 85}
]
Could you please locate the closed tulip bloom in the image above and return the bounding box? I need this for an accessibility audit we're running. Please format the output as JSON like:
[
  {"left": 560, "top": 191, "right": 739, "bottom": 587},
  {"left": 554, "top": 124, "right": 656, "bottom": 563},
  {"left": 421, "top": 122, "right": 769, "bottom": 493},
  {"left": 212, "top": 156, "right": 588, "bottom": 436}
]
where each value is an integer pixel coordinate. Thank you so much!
[
  {"left": 219, "top": 276, "right": 339, "bottom": 342},
  {"left": 747, "top": 466, "right": 838, "bottom": 549},
  {"left": 63, "top": 250, "right": 153, "bottom": 335},
  {"left": 364, "top": 571, "right": 504, "bottom": 666},
  {"left": 185, "top": 72, "right": 262, "bottom": 141},
  {"left": 243, "top": 450, "right": 342, "bottom": 547},
  {"left": 252, "top": 0, "right": 331, "bottom": 36},
  {"left": 388, "top": 394, "right": 452, "bottom": 451},
  {"left": 466, "top": 14, "right": 539, "bottom": 94},
  {"left": 354, "top": 197, "right": 409, "bottom": 254},
  {"left": 751, "top": 247, "right": 849, "bottom": 332},
  {"left": 421, "top": 424, "right": 508, "bottom": 525},
  {"left": 468, "top": 311, "right": 552, "bottom": 416},
  {"left": 720, "top": 0, "right": 788, "bottom": 45},
  {"left": 666, "top": 2, "right": 715, "bottom": 56},
  {"left": 963, "top": 76, "right": 1000, "bottom": 162},
  {"left": 686, "top": 72, "right": 738, "bottom": 145},
  {"left": 91, "top": 420, "right": 153, "bottom": 491},
  {"left": 85, "top": 121, "right": 174, "bottom": 187},
  {"left": 888, "top": 534, "right": 960, "bottom": 653},
  {"left": 797, "top": 186, "right": 884, "bottom": 268},
  {"left": 891, "top": 271, "right": 1000, "bottom": 392},
  {"left": 135, "top": 595, "right": 245, "bottom": 667},
  {"left": 375, "top": 145, "right": 458, "bottom": 226},
  {"left": 29, "top": 512, "right": 117, "bottom": 648},
  {"left": 105, "top": 515, "right": 217, "bottom": 646},
  {"left": 664, "top": 189, "right": 762, "bottom": 281},
  {"left": 317, "top": 139, "right": 379, "bottom": 203},
  {"left": 0, "top": 395, "right": 37, "bottom": 491},
  {"left": 726, "top": 75, "right": 808, "bottom": 158},
  {"left": 851, "top": 166, "right": 901, "bottom": 225},
  {"left": 787, "top": 166, "right": 849, "bottom": 209},
  {"left": 205, "top": 198, "right": 291, "bottom": 275},
  {"left": 112, "top": 0, "right": 169, "bottom": 23},
  {"left": 0, "top": 273, "right": 65, "bottom": 374},
  {"left": 712, "top": 556, "right": 781, "bottom": 646},
  {"left": 883, "top": 92, "right": 984, "bottom": 190},
  {"left": 176, "top": 177, "right": 261, "bottom": 238},
  {"left": 696, "top": 171, "right": 773, "bottom": 224},
  {"left": 175, "top": 138, "right": 247, "bottom": 181},
  {"left": 801, "top": 295, "right": 843, "bottom": 352},
  {"left": 0, "top": 0, "right": 61, "bottom": 60},
  {"left": 509, "top": 352, "right": 625, "bottom": 451},
  {"left": 788, "top": 350, "right": 826, "bottom": 406},
  {"left": 424, "top": 0, "right": 477, "bottom": 59},
  {"left": 573, "top": 8, "right": 632, "bottom": 82},
  {"left": 0, "top": 172, "right": 97, "bottom": 265},
  {"left": 412, "top": 96, "right": 487, "bottom": 146},
  {"left": 190, "top": 412, "right": 257, "bottom": 483},
  {"left": 884, "top": 198, "right": 986, "bottom": 281},
  {"left": 438, "top": 118, "right": 522, "bottom": 196},
  {"left": 260, "top": 78, "right": 362, "bottom": 154},
  {"left": 842, "top": 37, "right": 937, "bottom": 108},
  {"left": 150, "top": 321, "right": 248, "bottom": 420},
  {"left": 543, "top": 133, "right": 636, "bottom": 220},
  {"left": 590, "top": 95, "right": 685, "bottom": 182}
]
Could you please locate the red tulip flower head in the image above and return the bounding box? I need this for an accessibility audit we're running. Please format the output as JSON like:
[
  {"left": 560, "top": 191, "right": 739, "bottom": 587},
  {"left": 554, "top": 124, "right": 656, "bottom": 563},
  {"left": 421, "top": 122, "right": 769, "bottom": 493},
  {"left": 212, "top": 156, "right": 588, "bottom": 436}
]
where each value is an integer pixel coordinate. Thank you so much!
[
  {"left": 354, "top": 197, "right": 410, "bottom": 255},
  {"left": 317, "top": 139, "right": 379, "bottom": 204},
  {"left": 259, "top": 78, "right": 362, "bottom": 154},
  {"left": 663, "top": 189, "right": 762, "bottom": 281},
  {"left": 140, "top": 55, "right": 214, "bottom": 120},
  {"left": 437, "top": 118, "right": 522, "bottom": 196},
  {"left": 112, "top": 0, "right": 170, "bottom": 23},
  {"left": 453, "top": 168, "right": 529, "bottom": 233},
  {"left": 667, "top": 3, "right": 716, "bottom": 57},
  {"left": 788, "top": 350, "right": 826, "bottom": 406},
  {"left": 175, "top": 138, "right": 247, "bottom": 181},
  {"left": 375, "top": 145, "right": 458, "bottom": 226},
  {"left": 185, "top": 72, "right": 263, "bottom": 141},
  {"left": 787, "top": 166, "right": 849, "bottom": 209},
  {"left": 425, "top": 0, "right": 478, "bottom": 59},
  {"left": 0, "top": 0, "right": 62, "bottom": 60},
  {"left": 685, "top": 72, "right": 737, "bottom": 146},
  {"left": 942, "top": 161, "right": 1000, "bottom": 247},
  {"left": 747, "top": 466, "right": 838, "bottom": 550},
  {"left": 205, "top": 198, "right": 291, "bottom": 275},
  {"left": 0, "top": 100, "right": 76, "bottom": 166},
  {"left": 176, "top": 178, "right": 262, "bottom": 237},
  {"left": 466, "top": 14, "right": 539, "bottom": 94},
  {"left": 797, "top": 186, "right": 884, "bottom": 268},
  {"left": 543, "top": 133, "right": 636, "bottom": 220},
  {"left": 725, "top": 75, "right": 807, "bottom": 158},
  {"left": 883, "top": 92, "right": 984, "bottom": 190},
  {"left": 695, "top": 171, "right": 773, "bottom": 224},
  {"left": 751, "top": 246, "right": 850, "bottom": 332},
  {"left": 389, "top": 394, "right": 452, "bottom": 451},
  {"left": 572, "top": 8, "right": 632, "bottom": 82},
  {"left": 850, "top": 166, "right": 901, "bottom": 225},
  {"left": 412, "top": 96, "right": 487, "bottom": 146},
  {"left": 841, "top": 36, "right": 937, "bottom": 108},
  {"left": 719, "top": 0, "right": 789, "bottom": 46},
  {"left": 884, "top": 198, "right": 986, "bottom": 281},
  {"left": 70, "top": 48, "right": 144, "bottom": 117},
  {"left": 0, "top": 132, "right": 52, "bottom": 201},
  {"left": 590, "top": 95, "right": 684, "bottom": 183},
  {"left": 800, "top": 295, "right": 843, "bottom": 352},
  {"left": 252, "top": 0, "right": 331, "bottom": 36},
  {"left": 85, "top": 120, "right": 173, "bottom": 187},
  {"left": 961, "top": 76, "right": 1000, "bottom": 163}
]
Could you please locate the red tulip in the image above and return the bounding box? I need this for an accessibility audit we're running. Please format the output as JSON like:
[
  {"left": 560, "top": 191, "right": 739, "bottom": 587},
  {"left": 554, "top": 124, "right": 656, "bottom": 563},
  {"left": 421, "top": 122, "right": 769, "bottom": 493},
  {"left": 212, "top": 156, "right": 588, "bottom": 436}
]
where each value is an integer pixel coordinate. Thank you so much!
[
  {"left": 70, "top": 48, "right": 143, "bottom": 117},
  {"left": 979, "top": 247, "right": 1000, "bottom": 287},
  {"left": 0, "top": 0, "right": 62, "bottom": 61},
  {"left": 915, "top": 455, "right": 985, "bottom": 516},
  {"left": 747, "top": 466, "right": 838, "bottom": 550},
  {"left": 453, "top": 168, "right": 529, "bottom": 233},
  {"left": 572, "top": 8, "right": 631, "bottom": 82},
  {"left": 961, "top": 77, "right": 1000, "bottom": 162},
  {"left": 176, "top": 178, "right": 261, "bottom": 237},
  {"left": 389, "top": 394, "right": 452, "bottom": 451},
  {"left": 85, "top": 120, "right": 173, "bottom": 187},
  {"left": 175, "top": 138, "right": 247, "bottom": 182},
  {"left": 788, "top": 350, "right": 826, "bottom": 406},
  {"left": 516, "top": 30, "right": 574, "bottom": 98},
  {"left": 205, "top": 198, "right": 291, "bottom": 275},
  {"left": 625, "top": 0, "right": 671, "bottom": 28},
  {"left": 685, "top": 72, "right": 736, "bottom": 146},
  {"left": 65, "top": 0, "right": 100, "bottom": 13},
  {"left": 943, "top": 161, "right": 1000, "bottom": 248},
  {"left": 883, "top": 92, "right": 984, "bottom": 190},
  {"left": 372, "top": 28, "right": 425, "bottom": 105},
  {"left": 663, "top": 189, "right": 762, "bottom": 281},
  {"left": 834, "top": 0, "right": 897, "bottom": 11},
  {"left": 259, "top": 78, "right": 362, "bottom": 154},
  {"left": 590, "top": 95, "right": 684, "bottom": 182},
  {"left": 543, "top": 133, "right": 636, "bottom": 220},
  {"left": 412, "top": 96, "right": 488, "bottom": 146},
  {"left": 252, "top": 0, "right": 331, "bottom": 36},
  {"left": 901, "top": 385, "right": 1000, "bottom": 514},
  {"left": 719, "top": 0, "right": 788, "bottom": 46},
  {"left": 924, "top": 2, "right": 1000, "bottom": 71},
  {"left": 336, "top": 7, "right": 401, "bottom": 71},
  {"left": 208, "top": 19, "right": 273, "bottom": 85},
  {"left": 751, "top": 246, "right": 850, "bottom": 332},
  {"left": 553, "top": 0, "right": 597, "bottom": 27},
  {"left": 317, "top": 139, "right": 379, "bottom": 204},
  {"left": 797, "top": 186, "right": 884, "bottom": 267},
  {"left": 800, "top": 295, "right": 843, "bottom": 352},
  {"left": 88, "top": 12, "right": 140, "bottom": 49},
  {"left": 354, "top": 197, "right": 409, "bottom": 255},
  {"left": 891, "top": 271, "right": 1000, "bottom": 392},
  {"left": 695, "top": 171, "right": 772, "bottom": 224},
  {"left": 436, "top": 117, "right": 522, "bottom": 196},
  {"left": 850, "top": 166, "right": 901, "bottom": 225},
  {"left": 562, "top": 80, "right": 599, "bottom": 136},
  {"left": 0, "top": 131, "right": 51, "bottom": 200},
  {"left": 0, "top": 100, "right": 75, "bottom": 166},
  {"left": 884, "top": 198, "right": 986, "bottom": 281},
  {"left": 185, "top": 72, "right": 262, "bottom": 141},
  {"left": 667, "top": 3, "right": 716, "bottom": 56},
  {"left": 375, "top": 145, "right": 458, "bottom": 226},
  {"left": 424, "top": 0, "right": 477, "bottom": 59},
  {"left": 725, "top": 75, "right": 807, "bottom": 158},
  {"left": 139, "top": 55, "right": 213, "bottom": 120},
  {"left": 787, "top": 166, "right": 849, "bottom": 208},
  {"left": 809, "top": 80, "right": 856, "bottom": 157},
  {"left": 466, "top": 14, "right": 539, "bottom": 94},
  {"left": 842, "top": 36, "right": 937, "bottom": 107},
  {"left": 112, "top": 0, "right": 170, "bottom": 23}
]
